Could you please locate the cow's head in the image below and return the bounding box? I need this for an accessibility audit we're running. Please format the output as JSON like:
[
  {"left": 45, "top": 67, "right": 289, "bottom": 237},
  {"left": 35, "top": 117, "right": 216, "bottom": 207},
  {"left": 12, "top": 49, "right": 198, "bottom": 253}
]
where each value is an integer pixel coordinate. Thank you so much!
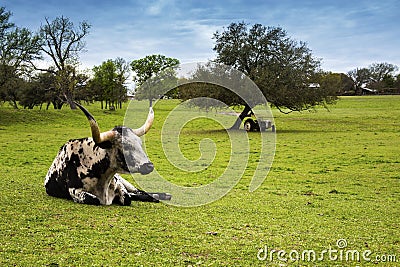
[{"left": 75, "top": 102, "right": 154, "bottom": 175}]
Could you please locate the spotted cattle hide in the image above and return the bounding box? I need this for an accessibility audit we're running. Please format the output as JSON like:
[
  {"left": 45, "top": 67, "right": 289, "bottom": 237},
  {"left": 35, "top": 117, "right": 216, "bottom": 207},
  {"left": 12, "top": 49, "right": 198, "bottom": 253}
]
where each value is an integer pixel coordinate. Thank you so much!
[{"left": 44, "top": 103, "right": 170, "bottom": 205}]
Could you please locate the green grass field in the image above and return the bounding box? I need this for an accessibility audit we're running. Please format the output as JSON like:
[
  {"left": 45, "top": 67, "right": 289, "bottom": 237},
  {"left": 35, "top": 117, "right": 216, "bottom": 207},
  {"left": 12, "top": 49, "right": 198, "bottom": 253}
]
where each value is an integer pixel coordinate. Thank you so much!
[{"left": 0, "top": 96, "right": 399, "bottom": 266}]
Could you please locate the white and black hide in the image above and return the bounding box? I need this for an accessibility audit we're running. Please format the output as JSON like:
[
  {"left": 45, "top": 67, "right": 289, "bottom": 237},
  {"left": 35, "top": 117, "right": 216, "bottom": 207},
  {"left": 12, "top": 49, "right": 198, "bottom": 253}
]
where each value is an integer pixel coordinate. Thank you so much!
[{"left": 44, "top": 102, "right": 170, "bottom": 205}]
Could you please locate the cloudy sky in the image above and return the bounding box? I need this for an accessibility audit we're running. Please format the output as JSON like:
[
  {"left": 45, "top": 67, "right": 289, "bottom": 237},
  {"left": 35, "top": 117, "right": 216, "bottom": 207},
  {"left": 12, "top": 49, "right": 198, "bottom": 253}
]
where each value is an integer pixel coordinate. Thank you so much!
[{"left": 2, "top": 0, "right": 399, "bottom": 73}]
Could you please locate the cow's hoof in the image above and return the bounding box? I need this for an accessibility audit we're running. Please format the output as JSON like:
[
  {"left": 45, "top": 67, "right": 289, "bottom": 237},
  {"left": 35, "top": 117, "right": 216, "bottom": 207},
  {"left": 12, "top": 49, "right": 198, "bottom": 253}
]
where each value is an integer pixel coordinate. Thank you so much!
[
  {"left": 149, "top": 193, "right": 172, "bottom": 201},
  {"left": 122, "top": 196, "right": 132, "bottom": 206},
  {"left": 129, "top": 192, "right": 159, "bottom": 203},
  {"left": 84, "top": 195, "right": 101, "bottom": 205}
]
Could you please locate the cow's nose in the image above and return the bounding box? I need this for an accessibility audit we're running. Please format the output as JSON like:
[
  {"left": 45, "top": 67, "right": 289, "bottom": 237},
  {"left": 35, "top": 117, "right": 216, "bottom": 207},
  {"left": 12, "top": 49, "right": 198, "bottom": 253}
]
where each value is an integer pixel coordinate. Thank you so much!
[{"left": 139, "top": 162, "right": 154, "bottom": 174}]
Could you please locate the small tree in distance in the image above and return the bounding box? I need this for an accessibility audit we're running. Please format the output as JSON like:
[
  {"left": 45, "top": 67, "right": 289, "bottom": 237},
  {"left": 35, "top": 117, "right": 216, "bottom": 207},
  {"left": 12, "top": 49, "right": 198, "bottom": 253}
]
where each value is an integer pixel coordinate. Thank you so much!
[
  {"left": 90, "top": 58, "right": 129, "bottom": 109},
  {"left": 131, "top": 54, "right": 179, "bottom": 106},
  {"left": 348, "top": 62, "right": 398, "bottom": 94}
]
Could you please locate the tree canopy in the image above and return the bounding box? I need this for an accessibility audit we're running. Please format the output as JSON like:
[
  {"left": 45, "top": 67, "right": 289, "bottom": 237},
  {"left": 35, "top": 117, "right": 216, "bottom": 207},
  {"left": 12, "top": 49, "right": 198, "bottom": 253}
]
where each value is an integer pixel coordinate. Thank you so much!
[
  {"left": 214, "top": 22, "right": 337, "bottom": 112},
  {"left": 0, "top": 7, "right": 41, "bottom": 108},
  {"left": 180, "top": 22, "right": 338, "bottom": 128},
  {"left": 89, "top": 58, "right": 129, "bottom": 109},
  {"left": 348, "top": 62, "right": 399, "bottom": 94},
  {"left": 131, "top": 54, "right": 179, "bottom": 106}
]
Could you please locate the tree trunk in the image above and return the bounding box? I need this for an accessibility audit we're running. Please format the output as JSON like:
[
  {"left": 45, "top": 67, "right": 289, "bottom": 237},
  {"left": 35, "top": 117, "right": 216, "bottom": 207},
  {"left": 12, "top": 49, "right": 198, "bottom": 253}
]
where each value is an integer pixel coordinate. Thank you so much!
[
  {"left": 68, "top": 100, "right": 76, "bottom": 109},
  {"left": 149, "top": 98, "right": 153, "bottom": 107},
  {"left": 230, "top": 104, "right": 252, "bottom": 130},
  {"left": 11, "top": 99, "right": 18, "bottom": 109},
  {"left": 64, "top": 93, "right": 76, "bottom": 109},
  {"left": 52, "top": 100, "right": 63, "bottom": 109},
  {"left": 354, "top": 84, "right": 363, "bottom": 96}
]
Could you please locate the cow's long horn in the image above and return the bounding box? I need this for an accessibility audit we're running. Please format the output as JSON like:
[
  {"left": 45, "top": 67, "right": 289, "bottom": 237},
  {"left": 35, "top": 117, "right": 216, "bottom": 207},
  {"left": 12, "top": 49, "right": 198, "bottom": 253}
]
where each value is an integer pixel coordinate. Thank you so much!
[
  {"left": 132, "top": 107, "right": 154, "bottom": 137},
  {"left": 75, "top": 102, "right": 115, "bottom": 143}
]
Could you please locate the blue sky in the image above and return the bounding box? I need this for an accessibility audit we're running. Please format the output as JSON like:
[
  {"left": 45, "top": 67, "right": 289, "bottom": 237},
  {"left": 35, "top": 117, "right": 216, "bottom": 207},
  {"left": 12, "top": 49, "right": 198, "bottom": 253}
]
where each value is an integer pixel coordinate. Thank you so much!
[{"left": 2, "top": 0, "right": 399, "bottom": 73}]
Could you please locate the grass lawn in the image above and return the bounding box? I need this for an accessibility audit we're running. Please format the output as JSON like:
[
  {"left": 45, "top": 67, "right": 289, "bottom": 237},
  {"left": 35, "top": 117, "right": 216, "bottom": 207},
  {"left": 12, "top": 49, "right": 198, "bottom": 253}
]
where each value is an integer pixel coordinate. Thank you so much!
[{"left": 0, "top": 96, "right": 399, "bottom": 266}]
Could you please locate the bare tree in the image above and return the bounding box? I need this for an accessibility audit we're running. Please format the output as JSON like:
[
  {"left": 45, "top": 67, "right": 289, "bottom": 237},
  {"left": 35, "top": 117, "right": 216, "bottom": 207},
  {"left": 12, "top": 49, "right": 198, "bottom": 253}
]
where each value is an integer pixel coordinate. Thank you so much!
[{"left": 37, "top": 16, "right": 90, "bottom": 109}]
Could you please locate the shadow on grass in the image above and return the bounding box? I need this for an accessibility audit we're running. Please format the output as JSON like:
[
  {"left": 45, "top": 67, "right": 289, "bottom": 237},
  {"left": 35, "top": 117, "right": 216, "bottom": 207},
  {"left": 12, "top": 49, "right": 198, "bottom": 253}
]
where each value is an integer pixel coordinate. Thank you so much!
[{"left": 276, "top": 129, "right": 340, "bottom": 134}]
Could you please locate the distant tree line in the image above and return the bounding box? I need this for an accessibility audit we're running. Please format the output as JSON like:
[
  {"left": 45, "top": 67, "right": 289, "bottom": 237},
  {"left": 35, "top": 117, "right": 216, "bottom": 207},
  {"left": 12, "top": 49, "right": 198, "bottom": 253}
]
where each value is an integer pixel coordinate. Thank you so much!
[
  {"left": 0, "top": 7, "right": 131, "bottom": 109},
  {"left": 133, "top": 22, "right": 400, "bottom": 127},
  {"left": 1, "top": 6, "right": 399, "bottom": 112},
  {"left": 347, "top": 62, "right": 400, "bottom": 95}
]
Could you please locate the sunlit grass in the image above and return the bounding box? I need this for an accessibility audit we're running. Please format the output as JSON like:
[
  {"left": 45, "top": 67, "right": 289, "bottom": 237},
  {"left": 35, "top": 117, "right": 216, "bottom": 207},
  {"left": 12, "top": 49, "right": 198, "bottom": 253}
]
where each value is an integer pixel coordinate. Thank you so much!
[{"left": 0, "top": 96, "right": 399, "bottom": 266}]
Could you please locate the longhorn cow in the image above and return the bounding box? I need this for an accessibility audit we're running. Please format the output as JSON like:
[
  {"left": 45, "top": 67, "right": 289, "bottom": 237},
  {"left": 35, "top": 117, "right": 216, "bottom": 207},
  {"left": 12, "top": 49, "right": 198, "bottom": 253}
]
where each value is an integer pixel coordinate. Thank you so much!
[{"left": 44, "top": 102, "right": 169, "bottom": 205}]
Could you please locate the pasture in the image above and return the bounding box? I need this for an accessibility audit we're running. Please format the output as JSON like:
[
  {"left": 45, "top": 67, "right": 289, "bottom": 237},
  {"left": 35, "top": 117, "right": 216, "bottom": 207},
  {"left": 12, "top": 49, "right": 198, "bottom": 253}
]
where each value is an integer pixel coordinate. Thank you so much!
[{"left": 0, "top": 96, "right": 399, "bottom": 266}]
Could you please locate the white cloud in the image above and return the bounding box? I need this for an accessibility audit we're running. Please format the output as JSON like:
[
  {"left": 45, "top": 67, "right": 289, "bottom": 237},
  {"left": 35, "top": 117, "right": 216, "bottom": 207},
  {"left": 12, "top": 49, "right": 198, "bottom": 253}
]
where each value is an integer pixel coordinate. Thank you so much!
[{"left": 145, "top": 0, "right": 173, "bottom": 16}]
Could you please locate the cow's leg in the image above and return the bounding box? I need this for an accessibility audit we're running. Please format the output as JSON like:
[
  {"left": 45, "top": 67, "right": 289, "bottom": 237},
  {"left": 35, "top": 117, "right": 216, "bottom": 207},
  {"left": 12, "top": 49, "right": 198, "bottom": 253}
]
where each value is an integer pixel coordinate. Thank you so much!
[
  {"left": 129, "top": 190, "right": 160, "bottom": 202},
  {"left": 68, "top": 188, "right": 100, "bottom": 205},
  {"left": 111, "top": 175, "right": 132, "bottom": 206},
  {"left": 113, "top": 174, "right": 160, "bottom": 202},
  {"left": 115, "top": 174, "right": 138, "bottom": 192}
]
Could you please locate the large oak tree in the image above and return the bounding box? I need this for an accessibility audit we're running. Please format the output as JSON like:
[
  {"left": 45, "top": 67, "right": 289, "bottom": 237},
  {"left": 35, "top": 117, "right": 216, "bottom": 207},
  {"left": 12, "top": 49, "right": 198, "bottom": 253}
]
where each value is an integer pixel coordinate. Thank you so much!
[{"left": 181, "top": 22, "right": 338, "bottom": 129}]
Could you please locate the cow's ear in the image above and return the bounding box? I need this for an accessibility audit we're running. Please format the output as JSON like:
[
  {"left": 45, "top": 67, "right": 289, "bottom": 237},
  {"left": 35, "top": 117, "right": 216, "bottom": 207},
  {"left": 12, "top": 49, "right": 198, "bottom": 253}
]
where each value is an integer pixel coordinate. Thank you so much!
[{"left": 95, "top": 141, "right": 113, "bottom": 149}]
